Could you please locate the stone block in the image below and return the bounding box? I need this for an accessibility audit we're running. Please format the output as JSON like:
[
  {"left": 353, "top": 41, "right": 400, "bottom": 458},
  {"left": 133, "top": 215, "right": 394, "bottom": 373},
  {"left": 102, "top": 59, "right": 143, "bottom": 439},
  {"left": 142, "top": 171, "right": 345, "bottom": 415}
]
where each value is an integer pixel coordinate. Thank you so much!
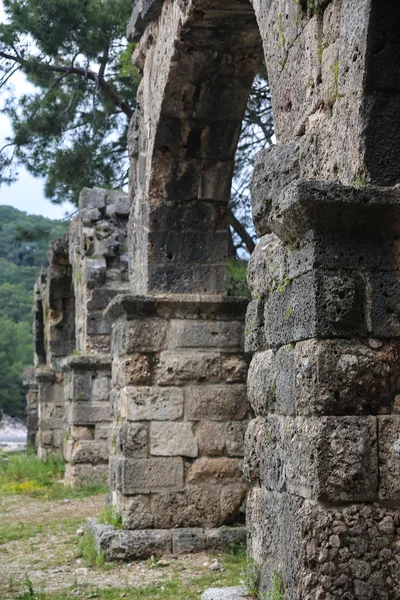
[
  {"left": 250, "top": 142, "right": 300, "bottom": 237},
  {"left": 220, "top": 485, "right": 247, "bottom": 524},
  {"left": 112, "top": 318, "right": 167, "bottom": 355},
  {"left": 91, "top": 376, "right": 111, "bottom": 402},
  {"left": 201, "top": 588, "right": 247, "bottom": 600},
  {"left": 150, "top": 486, "right": 222, "bottom": 528},
  {"left": 247, "top": 351, "right": 276, "bottom": 417},
  {"left": 65, "top": 463, "right": 109, "bottom": 487},
  {"left": 221, "top": 356, "right": 248, "bottom": 383},
  {"left": 265, "top": 269, "right": 367, "bottom": 347},
  {"left": 94, "top": 424, "right": 109, "bottom": 440},
  {"left": 116, "top": 457, "right": 184, "bottom": 493},
  {"left": 79, "top": 187, "right": 107, "bottom": 210},
  {"left": 154, "top": 352, "right": 222, "bottom": 385},
  {"left": 69, "top": 440, "right": 109, "bottom": 465},
  {"left": 115, "top": 422, "right": 148, "bottom": 457},
  {"left": 378, "top": 416, "right": 400, "bottom": 501},
  {"left": 113, "top": 492, "right": 154, "bottom": 529},
  {"left": 225, "top": 422, "right": 247, "bottom": 457},
  {"left": 257, "top": 415, "right": 378, "bottom": 501},
  {"left": 172, "top": 529, "right": 205, "bottom": 554},
  {"left": 247, "top": 233, "right": 285, "bottom": 299},
  {"left": 197, "top": 422, "right": 226, "bottom": 456},
  {"left": 118, "top": 386, "right": 184, "bottom": 421},
  {"left": 244, "top": 300, "right": 265, "bottom": 353},
  {"left": 168, "top": 319, "right": 243, "bottom": 351},
  {"left": 150, "top": 422, "right": 198, "bottom": 457},
  {"left": 185, "top": 385, "right": 248, "bottom": 421},
  {"left": 293, "top": 339, "right": 400, "bottom": 416},
  {"left": 86, "top": 312, "right": 112, "bottom": 335},
  {"left": 187, "top": 457, "right": 243, "bottom": 486},
  {"left": 247, "top": 488, "right": 400, "bottom": 598},
  {"left": 112, "top": 355, "right": 151, "bottom": 387},
  {"left": 83, "top": 257, "right": 106, "bottom": 289},
  {"left": 204, "top": 526, "right": 246, "bottom": 552},
  {"left": 87, "top": 519, "right": 172, "bottom": 560},
  {"left": 68, "top": 402, "right": 110, "bottom": 425}
]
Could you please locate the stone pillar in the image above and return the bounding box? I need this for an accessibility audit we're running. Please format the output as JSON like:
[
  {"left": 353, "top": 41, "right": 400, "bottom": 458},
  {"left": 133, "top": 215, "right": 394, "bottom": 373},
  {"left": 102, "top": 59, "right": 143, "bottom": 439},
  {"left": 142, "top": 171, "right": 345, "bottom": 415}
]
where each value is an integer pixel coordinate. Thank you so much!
[
  {"left": 245, "top": 181, "right": 400, "bottom": 598},
  {"left": 35, "top": 369, "right": 65, "bottom": 459},
  {"left": 62, "top": 187, "right": 130, "bottom": 486},
  {"left": 35, "top": 236, "right": 75, "bottom": 459},
  {"left": 88, "top": 0, "right": 259, "bottom": 559},
  {"left": 89, "top": 294, "right": 248, "bottom": 559},
  {"left": 244, "top": 1, "right": 400, "bottom": 596},
  {"left": 23, "top": 367, "right": 38, "bottom": 449},
  {"left": 62, "top": 357, "right": 111, "bottom": 486}
]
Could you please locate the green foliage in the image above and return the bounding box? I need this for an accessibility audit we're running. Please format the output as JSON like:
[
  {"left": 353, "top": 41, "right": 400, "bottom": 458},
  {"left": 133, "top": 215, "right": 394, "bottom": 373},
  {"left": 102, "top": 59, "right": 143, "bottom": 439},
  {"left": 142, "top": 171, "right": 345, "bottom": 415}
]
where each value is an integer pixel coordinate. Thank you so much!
[
  {"left": 242, "top": 558, "right": 285, "bottom": 600},
  {"left": 227, "top": 259, "right": 251, "bottom": 299},
  {"left": 0, "top": 205, "right": 66, "bottom": 417},
  {"left": 79, "top": 532, "right": 105, "bottom": 568},
  {"left": 98, "top": 505, "right": 123, "bottom": 529},
  {"left": 0, "top": 449, "right": 108, "bottom": 499},
  {"left": 0, "top": 0, "right": 140, "bottom": 205}
]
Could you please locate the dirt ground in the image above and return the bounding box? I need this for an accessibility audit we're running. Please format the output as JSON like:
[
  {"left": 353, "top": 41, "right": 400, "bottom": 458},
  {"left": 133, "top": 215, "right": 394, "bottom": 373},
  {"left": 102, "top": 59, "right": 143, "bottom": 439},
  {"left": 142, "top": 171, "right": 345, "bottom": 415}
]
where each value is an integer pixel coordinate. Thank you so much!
[{"left": 0, "top": 493, "right": 239, "bottom": 599}]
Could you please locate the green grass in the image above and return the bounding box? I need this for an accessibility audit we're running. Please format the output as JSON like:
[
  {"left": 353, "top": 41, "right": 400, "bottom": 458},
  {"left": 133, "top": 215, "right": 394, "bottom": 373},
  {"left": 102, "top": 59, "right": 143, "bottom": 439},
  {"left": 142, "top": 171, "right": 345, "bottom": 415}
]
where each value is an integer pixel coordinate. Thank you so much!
[
  {"left": 97, "top": 505, "right": 122, "bottom": 529},
  {"left": 0, "top": 451, "right": 107, "bottom": 500},
  {"left": 0, "top": 522, "right": 44, "bottom": 544},
  {"left": 8, "top": 549, "right": 247, "bottom": 599},
  {"left": 78, "top": 532, "right": 105, "bottom": 568}
]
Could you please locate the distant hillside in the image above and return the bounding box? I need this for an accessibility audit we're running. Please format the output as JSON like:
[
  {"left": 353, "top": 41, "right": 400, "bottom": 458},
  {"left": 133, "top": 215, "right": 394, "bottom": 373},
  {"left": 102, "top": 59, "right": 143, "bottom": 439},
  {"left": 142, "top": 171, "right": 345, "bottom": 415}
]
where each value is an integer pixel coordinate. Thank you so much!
[{"left": 0, "top": 205, "right": 67, "bottom": 418}]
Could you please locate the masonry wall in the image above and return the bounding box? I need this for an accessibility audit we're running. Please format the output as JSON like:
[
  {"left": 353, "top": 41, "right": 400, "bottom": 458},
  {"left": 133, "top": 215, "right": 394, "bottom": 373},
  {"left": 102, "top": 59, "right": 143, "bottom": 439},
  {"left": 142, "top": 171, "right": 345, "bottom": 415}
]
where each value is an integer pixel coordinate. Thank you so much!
[
  {"left": 107, "top": 295, "right": 248, "bottom": 530},
  {"left": 244, "top": 0, "right": 400, "bottom": 597},
  {"left": 34, "top": 236, "right": 75, "bottom": 459}
]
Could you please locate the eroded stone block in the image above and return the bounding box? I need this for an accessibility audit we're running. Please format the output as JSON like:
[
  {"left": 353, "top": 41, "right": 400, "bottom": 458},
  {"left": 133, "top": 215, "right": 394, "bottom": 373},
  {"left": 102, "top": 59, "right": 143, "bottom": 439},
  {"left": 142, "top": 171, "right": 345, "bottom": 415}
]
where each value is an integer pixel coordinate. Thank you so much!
[
  {"left": 185, "top": 385, "right": 248, "bottom": 421},
  {"left": 150, "top": 422, "right": 198, "bottom": 457}
]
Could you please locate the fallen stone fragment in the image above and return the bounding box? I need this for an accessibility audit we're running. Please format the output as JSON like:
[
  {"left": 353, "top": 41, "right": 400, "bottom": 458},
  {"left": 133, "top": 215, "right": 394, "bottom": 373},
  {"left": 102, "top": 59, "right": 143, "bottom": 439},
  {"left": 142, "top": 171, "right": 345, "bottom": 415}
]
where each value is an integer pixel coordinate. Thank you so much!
[{"left": 201, "top": 587, "right": 248, "bottom": 600}]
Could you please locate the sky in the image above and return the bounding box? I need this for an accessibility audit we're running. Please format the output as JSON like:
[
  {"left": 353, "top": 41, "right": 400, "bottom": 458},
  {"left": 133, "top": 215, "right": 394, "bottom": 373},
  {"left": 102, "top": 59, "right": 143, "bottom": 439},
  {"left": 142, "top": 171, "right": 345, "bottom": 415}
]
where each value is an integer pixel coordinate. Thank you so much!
[{"left": 0, "top": 2, "right": 74, "bottom": 220}]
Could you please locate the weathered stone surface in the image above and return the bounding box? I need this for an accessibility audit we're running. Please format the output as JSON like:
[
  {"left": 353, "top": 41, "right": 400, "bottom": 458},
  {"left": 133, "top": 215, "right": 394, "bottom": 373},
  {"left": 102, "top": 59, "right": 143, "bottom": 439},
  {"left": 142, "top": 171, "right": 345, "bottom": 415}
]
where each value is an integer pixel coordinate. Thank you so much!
[
  {"left": 168, "top": 320, "right": 243, "bottom": 351},
  {"left": 247, "top": 351, "right": 276, "bottom": 417},
  {"left": 112, "top": 319, "right": 167, "bottom": 355},
  {"left": 378, "top": 416, "right": 400, "bottom": 501},
  {"left": 118, "top": 386, "right": 184, "bottom": 421},
  {"left": 115, "top": 422, "right": 148, "bottom": 458},
  {"left": 185, "top": 385, "right": 248, "bottom": 421},
  {"left": 66, "top": 440, "right": 109, "bottom": 465},
  {"left": 87, "top": 519, "right": 246, "bottom": 560},
  {"left": 250, "top": 142, "right": 300, "bottom": 237},
  {"left": 248, "top": 415, "right": 378, "bottom": 501},
  {"left": 172, "top": 528, "right": 206, "bottom": 554},
  {"left": 221, "top": 356, "right": 248, "bottom": 383},
  {"left": 247, "top": 487, "right": 400, "bottom": 599},
  {"left": 65, "top": 464, "right": 109, "bottom": 487},
  {"left": 116, "top": 457, "right": 184, "bottom": 493},
  {"left": 150, "top": 486, "right": 222, "bottom": 529},
  {"left": 150, "top": 422, "right": 198, "bottom": 458},
  {"left": 154, "top": 352, "right": 222, "bottom": 385},
  {"left": 187, "top": 458, "right": 244, "bottom": 486},
  {"left": 112, "top": 492, "right": 154, "bottom": 530},
  {"left": 293, "top": 339, "right": 400, "bottom": 416},
  {"left": 112, "top": 355, "right": 151, "bottom": 387}
]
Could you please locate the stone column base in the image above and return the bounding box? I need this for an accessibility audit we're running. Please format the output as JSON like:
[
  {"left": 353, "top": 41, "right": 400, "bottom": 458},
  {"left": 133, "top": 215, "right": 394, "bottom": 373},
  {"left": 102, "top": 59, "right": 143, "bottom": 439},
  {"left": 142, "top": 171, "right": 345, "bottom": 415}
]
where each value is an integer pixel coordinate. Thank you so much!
[{"left": 86, "top": 518, "right": 246, "bottom": 560}]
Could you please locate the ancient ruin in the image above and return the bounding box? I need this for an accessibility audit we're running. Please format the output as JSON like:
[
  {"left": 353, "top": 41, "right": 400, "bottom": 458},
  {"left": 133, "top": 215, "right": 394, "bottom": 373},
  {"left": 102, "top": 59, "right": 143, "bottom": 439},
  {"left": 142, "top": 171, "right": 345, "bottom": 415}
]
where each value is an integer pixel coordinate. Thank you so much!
[{"left": 27, "top": 0, "right": 400, "bottom": 596}]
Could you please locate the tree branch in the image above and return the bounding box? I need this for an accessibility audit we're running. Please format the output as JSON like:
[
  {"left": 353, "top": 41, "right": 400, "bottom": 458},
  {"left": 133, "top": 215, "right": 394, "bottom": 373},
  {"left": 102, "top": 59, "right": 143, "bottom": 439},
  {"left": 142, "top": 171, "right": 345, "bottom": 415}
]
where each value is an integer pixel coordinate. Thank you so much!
[
  {"left": 228, "top": 207, "right": 256, "bottom": 255},
  {"left": 0, "top": 51, "right": 134, "bottom": 119}
]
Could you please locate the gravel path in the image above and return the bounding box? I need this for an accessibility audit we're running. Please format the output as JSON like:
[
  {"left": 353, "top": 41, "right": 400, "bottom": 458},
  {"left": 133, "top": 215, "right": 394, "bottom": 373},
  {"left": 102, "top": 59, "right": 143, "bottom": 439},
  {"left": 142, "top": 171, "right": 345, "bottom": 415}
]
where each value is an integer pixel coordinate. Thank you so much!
[{"left": 0, "top": 493, "right": 223, "bottom": 598}]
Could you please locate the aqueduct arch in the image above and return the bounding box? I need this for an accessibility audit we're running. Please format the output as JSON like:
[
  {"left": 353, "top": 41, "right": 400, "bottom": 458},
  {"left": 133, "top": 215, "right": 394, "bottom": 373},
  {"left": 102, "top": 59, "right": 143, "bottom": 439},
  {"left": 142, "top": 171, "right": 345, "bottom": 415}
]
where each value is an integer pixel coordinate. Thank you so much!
[
  {"left": 27, "top": 0, "right": 400, "bottom": 596},
  {"left": 128, "top": 0, "right": 264, "bottom": 294},
  {"left": 112, "top": 0, "right": 400, "bottom": 596}
]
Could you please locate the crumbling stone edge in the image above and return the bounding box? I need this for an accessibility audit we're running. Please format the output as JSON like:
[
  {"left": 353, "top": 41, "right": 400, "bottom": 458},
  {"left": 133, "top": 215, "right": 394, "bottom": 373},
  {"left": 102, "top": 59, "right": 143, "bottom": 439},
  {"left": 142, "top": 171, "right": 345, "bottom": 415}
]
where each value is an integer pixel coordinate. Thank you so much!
[{"left": 87, "top": 518, "right": 246, "bottom": 560}]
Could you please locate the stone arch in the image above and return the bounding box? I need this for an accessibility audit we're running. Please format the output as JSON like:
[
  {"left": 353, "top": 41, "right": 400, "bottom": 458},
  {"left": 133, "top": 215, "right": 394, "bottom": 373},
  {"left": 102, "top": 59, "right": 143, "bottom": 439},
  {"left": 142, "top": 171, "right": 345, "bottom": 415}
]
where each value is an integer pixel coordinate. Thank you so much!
[{"left": 128, "top": 0, "right": 264, "bottom": 294}]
